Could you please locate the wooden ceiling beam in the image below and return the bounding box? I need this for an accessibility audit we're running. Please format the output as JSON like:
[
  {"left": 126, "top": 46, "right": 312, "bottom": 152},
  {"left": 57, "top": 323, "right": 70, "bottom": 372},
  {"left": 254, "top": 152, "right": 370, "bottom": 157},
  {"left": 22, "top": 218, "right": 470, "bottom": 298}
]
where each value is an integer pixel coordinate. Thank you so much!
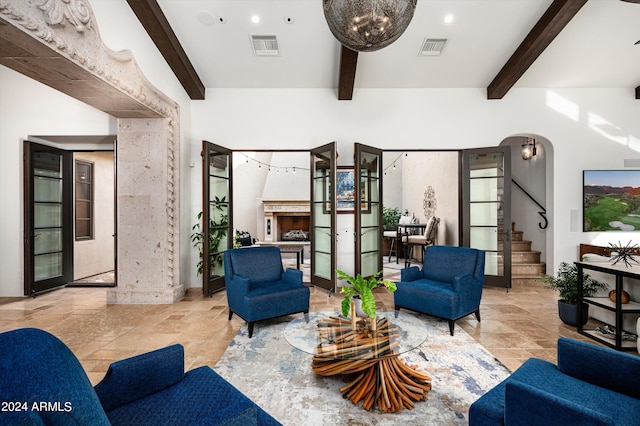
[
  {"left": 338, "top": 46, "right": 358, "bottom": 100},
  {"left": 127, "top": 0, "right": 205, "bottom": 100},
  {"left": 487, "top": 0, "right": 588, "bottom": 100}
]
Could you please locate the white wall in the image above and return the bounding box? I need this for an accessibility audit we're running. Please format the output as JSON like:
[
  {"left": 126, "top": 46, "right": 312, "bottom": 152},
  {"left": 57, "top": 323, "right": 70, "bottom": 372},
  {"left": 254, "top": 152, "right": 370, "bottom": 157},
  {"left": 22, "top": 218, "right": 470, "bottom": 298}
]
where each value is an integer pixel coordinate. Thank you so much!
[
  {"left": 73, "top": 151, "right": 115, "bottom": 279},
  {"left": 0, "top": 67, "right": 114, "bottom": 296},
  {"left": 401, "top": 152, "right": 459, "bottom": 246},
  {"left": 190, "top": 87, "right": 640, "bottom": 282},
  {"left": 504, "top": 135, "right": 548, "bottom": 265},
  {"left": 2, "top": 0, "right": 639, "bottom": 296},
  {"left": 0, "top": 0, "right": 192, "bottom": 296}
]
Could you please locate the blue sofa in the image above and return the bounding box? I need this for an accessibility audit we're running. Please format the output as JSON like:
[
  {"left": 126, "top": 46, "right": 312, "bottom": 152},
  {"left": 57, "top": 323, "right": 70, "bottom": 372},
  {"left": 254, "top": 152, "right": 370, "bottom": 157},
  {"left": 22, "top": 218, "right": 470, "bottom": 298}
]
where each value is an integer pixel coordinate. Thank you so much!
[
  {"left": 469, "top": 338, "right": 640, "bottom": 426},
  {"left": 224, "top": 246, "right": 310, "bottom": 338},
  {"left": 394, "top": 245, "right": 486, "bottom": 335},
  {"left": 0, "top": 328, "right": 281, "bottom": 426}
]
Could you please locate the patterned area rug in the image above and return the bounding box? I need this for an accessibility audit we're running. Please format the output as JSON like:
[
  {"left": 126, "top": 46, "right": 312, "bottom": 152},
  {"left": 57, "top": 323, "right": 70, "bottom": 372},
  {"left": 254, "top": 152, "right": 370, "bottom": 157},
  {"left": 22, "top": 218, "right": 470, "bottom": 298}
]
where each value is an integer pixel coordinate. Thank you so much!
[{"left": 214, "top": 312, "right": 510, "bottom": 425}]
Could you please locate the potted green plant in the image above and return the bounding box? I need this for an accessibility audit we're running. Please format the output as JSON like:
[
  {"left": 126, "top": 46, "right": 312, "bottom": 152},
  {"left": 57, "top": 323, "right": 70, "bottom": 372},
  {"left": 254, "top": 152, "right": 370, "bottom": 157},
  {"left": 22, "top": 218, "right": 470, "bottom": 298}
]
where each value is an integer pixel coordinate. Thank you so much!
[
  {"left": 383, "top": 206, "right": 403, "bottom": 231},
  {"left": 336, "top": 269, "right": 396, "bottom": 319},
  {"left": 190, "top": 196, "right": 229, "bottom": 276},
  {"left": 539, "top": 262, "right": 607, "bottom": 326}
]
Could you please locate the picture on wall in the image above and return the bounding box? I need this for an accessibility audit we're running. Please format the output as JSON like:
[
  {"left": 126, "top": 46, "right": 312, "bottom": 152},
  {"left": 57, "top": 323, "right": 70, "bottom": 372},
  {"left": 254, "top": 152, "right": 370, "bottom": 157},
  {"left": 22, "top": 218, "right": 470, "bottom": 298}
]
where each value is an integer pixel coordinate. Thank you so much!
[
  {"left": 583, "top": 170, "right": 640, "bottom": 232},
  {"left": 325, "top": 166, "right": 370, "bottom": 213}
]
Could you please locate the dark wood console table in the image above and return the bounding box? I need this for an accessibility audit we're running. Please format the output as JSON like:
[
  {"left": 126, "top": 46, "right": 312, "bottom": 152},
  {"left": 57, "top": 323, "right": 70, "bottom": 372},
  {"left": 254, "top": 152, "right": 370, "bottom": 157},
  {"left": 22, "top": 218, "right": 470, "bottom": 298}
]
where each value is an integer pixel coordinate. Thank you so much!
[{"left": 575, "top": 261, "right": 640, "bottom": 351}]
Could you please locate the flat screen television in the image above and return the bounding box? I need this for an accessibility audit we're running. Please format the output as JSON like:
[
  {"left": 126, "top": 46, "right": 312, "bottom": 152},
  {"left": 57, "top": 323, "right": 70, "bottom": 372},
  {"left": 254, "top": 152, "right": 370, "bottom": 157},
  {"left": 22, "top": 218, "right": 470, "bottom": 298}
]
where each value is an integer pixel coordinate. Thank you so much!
[{"left": 583, "top": 170, "right": 640, "bottom": 232}]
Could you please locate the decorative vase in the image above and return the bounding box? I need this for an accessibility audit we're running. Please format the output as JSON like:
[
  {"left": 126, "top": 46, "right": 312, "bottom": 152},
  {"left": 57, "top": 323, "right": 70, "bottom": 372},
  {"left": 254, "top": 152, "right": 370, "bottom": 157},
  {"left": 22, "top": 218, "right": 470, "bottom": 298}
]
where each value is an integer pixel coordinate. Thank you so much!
[
  {"left": 351, "top": 296, "right": 369, "bottom": 318},
  {"left": 558, "top": 300, "right": 589, "bottom": 326},
  {"left": 608, "top": 290, "right": 631, "bottom": 304}
]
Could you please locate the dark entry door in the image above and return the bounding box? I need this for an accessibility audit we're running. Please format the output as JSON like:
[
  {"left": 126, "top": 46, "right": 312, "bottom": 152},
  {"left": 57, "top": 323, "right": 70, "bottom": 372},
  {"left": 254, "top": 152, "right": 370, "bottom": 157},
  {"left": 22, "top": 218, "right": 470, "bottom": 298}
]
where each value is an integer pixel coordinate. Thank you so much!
[
  {"left": 202, "top": 141, "right": 233, "bottom": 295},
  {"left": 24, "top": 142, "right": 73, "bottom": 295},
  {"left": 462, "top": 146, "right": 512, "bottom": 288},
  {"left": 310, "top": 142, "right": 337, "bottom": 292},
  {"left": 354, "top": 143, "right": 383, "bottom": 277}
]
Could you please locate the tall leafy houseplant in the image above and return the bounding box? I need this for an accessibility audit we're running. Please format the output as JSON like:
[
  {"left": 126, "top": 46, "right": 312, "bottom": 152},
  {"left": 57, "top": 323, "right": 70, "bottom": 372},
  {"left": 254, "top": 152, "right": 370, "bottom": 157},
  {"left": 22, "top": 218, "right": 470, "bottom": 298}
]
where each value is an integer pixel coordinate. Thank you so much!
[
  {"left": 337, "top": 269, "right": 396, "bottom": 319},
  {"left": 539, "top": 262, "right": 607, "bottom": 325},
  {"left": 191, "top": 196, "right": 229, "bottom": 276}
]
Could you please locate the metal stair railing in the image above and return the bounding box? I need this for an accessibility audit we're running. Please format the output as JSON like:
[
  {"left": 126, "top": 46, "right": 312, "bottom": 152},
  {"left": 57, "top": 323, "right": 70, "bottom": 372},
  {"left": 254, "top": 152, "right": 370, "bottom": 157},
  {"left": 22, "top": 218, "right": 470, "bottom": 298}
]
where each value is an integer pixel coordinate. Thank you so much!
[{"left": 512, "top": 178, "right": 548, "bottom": 229}]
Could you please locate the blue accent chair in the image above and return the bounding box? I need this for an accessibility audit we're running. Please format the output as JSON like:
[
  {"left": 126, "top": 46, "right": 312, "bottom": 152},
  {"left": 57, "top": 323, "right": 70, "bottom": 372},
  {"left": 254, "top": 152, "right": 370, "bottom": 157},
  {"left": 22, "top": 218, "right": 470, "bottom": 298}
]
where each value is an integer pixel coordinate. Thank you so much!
[
  {"left": 469, "top": 338, "right": 640, "bottom": 426},
  {"left": 224, "top": 246, "right": 310, "bottom": 338},
  {"left": 394, "top": 245, "right": 486, "bottom": 335},
  {"left": 0, "top": 328, "right": 281, "bottom": 425}
]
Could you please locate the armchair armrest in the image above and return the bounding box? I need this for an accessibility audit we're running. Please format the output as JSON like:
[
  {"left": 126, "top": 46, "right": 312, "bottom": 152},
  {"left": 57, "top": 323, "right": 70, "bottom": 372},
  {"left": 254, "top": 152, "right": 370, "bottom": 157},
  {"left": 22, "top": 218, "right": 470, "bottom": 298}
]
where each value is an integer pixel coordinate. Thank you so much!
[
  {"left": 504, "top": 380, "right": 613, "bottom": 426},
  {"left": 94, "top": 344, "right": 185, "bottom": 412},
  {"left": 401, "top": 266, "right": 422, "bottom": 282},
  {"left": 557, "top": 337, "right": 640, "bottom": 400},
  {"left": 283, "top": 268, "right": 303, "bottom": 285}
]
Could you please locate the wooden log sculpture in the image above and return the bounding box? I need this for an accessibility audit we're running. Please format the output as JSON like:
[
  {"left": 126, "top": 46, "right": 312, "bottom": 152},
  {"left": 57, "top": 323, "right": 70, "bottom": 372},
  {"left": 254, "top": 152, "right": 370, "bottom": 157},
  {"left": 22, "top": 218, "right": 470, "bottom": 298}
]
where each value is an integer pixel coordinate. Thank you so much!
[{"left": 311, "top": 315, "right": 432, "bottom": 412}]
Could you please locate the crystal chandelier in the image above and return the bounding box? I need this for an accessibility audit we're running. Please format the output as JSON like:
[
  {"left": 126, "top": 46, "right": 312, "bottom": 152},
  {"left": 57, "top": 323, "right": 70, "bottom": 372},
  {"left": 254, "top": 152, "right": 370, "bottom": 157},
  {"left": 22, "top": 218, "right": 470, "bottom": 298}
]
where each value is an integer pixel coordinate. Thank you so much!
[{"left": 323, "top": 0, "right": 418, "bottom": 52}]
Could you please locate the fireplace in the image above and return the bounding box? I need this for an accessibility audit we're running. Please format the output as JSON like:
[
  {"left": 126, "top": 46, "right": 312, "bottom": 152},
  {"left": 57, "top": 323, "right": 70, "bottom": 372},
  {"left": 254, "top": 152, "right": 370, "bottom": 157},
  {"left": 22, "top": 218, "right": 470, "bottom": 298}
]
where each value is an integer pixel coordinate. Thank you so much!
[{"left": 262, "top": 200, "right": 310, "bottom": 242}]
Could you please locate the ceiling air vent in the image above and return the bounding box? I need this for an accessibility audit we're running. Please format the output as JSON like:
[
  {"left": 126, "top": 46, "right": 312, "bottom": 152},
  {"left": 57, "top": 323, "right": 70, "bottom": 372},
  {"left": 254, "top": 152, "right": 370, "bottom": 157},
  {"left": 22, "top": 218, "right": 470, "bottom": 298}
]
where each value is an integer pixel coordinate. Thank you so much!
[
  {"left": 250, "top": 34, "right": 279, "bottom": 56},
  {"left": 419, "top": 38, "right": 447, "bottom": 56}
]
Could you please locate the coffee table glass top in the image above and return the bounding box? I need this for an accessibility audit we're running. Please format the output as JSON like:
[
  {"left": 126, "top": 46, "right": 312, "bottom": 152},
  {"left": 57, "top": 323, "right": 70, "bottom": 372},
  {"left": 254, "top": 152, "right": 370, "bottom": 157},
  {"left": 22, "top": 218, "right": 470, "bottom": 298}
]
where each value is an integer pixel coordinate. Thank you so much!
[{"left": 284, "top": 310, "right": 430, "bottom": 360}]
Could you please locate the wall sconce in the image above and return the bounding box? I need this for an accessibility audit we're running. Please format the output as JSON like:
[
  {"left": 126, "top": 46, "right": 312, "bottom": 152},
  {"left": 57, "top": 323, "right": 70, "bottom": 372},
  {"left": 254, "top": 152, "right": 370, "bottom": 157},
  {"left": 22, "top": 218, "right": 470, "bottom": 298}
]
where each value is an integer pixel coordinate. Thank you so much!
[{"left": 521, "top": 138, "right": 537, "bottom": 160}]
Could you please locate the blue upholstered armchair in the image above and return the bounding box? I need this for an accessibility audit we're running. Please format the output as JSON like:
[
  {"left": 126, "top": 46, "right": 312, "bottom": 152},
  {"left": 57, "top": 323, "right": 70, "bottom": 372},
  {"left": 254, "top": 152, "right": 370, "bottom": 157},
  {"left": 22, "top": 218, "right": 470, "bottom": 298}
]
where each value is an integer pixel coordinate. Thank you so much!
[
  {"left": 224, "top": 246, "right": 310, "bottom": 338},
  {"left": 0, "top": 328, "right": 281, "bottom": 425},
  {"left": 394, "top": 245, "right": 485, "bottom": 335},
  {"left": 469, "top": 338, "right": 640, "bottom": 425}
]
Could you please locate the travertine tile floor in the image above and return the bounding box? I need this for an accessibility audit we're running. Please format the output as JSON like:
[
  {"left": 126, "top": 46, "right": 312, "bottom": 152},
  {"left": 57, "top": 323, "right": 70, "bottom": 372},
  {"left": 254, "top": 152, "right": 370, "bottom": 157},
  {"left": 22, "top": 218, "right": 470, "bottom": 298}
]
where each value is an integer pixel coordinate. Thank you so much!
[{"left": 0, "top": 259, "right": 637, "bottom": 386}]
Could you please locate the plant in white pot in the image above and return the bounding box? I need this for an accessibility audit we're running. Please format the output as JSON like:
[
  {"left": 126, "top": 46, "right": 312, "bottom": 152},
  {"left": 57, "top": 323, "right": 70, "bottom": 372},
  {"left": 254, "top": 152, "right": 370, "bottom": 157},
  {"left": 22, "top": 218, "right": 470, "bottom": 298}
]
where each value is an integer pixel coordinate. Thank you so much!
[
  {"left": 539, "top": 262, "right": 607, "bottom": 326},
  {"left": 336, "top": 269, "right": 396, "bottom": 320}
]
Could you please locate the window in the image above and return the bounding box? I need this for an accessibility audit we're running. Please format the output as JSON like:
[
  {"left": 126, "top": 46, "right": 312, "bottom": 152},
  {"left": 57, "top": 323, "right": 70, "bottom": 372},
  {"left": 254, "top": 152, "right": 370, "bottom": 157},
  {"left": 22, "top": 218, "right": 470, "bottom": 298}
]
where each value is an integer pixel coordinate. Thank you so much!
[{"left": 75, "top": 160, "right": 93, "bottom": 240}]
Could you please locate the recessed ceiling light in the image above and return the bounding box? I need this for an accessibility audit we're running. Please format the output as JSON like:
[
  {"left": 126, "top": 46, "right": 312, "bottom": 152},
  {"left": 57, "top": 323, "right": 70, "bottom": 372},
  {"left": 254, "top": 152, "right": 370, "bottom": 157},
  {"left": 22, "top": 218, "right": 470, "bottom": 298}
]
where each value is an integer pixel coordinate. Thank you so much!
[
  {"left": 251, "top": 15, "right": 260, "bottom": 24},
  {"left": 197, "top": 10, "right": 215, "bottom": 26},
  {"left": 444, "top": 14, "right": 454, "bottom": 24}
]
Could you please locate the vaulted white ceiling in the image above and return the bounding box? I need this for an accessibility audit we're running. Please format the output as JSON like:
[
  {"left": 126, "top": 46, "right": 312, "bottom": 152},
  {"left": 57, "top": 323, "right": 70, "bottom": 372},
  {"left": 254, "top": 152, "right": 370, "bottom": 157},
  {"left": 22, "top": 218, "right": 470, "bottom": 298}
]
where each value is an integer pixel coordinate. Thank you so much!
[{"left": 149, "top": 0, "right": 639, "bottom": 94}]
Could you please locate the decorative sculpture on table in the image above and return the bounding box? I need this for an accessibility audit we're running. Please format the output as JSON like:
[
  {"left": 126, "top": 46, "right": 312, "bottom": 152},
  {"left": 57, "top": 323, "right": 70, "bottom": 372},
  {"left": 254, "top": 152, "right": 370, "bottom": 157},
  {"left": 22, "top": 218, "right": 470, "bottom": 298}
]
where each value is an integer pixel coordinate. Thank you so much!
[{"left": 608, "top": 240, "right": 639, "bottom": 267}]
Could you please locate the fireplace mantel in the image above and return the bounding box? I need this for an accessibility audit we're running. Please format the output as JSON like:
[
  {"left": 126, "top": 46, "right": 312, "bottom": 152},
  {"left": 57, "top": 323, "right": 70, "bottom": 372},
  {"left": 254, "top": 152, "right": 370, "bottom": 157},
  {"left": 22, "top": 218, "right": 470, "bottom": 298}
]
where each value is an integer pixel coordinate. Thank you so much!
[
  {"left": 263, "top": 200, "right": 310, "bottom": 213},
  {"left": 262, "top": 200, "right": 310, "bottom": 242}
]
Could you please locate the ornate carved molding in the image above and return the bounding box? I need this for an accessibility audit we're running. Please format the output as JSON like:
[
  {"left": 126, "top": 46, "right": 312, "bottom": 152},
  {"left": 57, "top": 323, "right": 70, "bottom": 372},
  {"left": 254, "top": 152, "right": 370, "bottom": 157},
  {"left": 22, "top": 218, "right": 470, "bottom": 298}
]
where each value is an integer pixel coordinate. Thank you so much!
[
  {"left": 1, "top": 0, "right": 181, "bottom": 295},
  {"left": 39, "top": 0, "right": 92, "bottom": 32}
]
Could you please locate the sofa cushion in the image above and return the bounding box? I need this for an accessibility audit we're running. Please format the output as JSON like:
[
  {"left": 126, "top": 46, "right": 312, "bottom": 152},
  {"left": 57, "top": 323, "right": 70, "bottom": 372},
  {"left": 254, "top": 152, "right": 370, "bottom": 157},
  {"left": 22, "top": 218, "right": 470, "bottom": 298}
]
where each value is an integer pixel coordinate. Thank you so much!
[
  {"left": 228, "top": 247, "right": 283, "bottom": 285},
  {"left": 394, "top": 279, "right": 458, "bottom": 319},
  {"left": 0, "top": 328, "right": 110, "bottom": 426},
  {"left": 504, "top": 380, "right": 613, "bottom": 426},
  {"left": 470, "top": 357, "right": 640, "bottom": 426},
  {"left": 104, "top": 366, "right": 280, "bottom": 426},
  {"left": 557, "top": 337, "right": 640, "bottom": 400},
  {"left": 422, "top": 246, "right": 479, "bottom": 283}
]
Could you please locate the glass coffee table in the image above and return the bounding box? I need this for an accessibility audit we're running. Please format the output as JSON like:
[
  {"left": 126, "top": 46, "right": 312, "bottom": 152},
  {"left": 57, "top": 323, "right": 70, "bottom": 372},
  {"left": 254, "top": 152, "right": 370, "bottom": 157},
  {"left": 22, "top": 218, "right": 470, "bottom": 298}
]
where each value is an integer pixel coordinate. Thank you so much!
[{"left": 284, "top": 310, "right": 432, "bottom": 413}]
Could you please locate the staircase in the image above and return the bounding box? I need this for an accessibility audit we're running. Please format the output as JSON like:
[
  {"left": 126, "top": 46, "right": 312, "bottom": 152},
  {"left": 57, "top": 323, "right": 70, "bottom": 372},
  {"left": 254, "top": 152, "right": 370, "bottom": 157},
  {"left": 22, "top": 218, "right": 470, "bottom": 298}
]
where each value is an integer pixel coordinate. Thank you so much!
[{"left": 509, "top": 222, "right": 546, "bottom": 285}]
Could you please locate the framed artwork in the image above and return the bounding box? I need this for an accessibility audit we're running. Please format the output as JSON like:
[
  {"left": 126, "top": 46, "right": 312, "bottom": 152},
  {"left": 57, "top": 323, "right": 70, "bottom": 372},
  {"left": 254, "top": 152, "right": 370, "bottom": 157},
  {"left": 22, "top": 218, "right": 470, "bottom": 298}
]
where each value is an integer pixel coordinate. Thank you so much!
[
  {"left": 583, "top": 170, "right": 640, "bottom": 232},
  {"left": 325, "top": 166, "right": 370, "bottom": 214}
]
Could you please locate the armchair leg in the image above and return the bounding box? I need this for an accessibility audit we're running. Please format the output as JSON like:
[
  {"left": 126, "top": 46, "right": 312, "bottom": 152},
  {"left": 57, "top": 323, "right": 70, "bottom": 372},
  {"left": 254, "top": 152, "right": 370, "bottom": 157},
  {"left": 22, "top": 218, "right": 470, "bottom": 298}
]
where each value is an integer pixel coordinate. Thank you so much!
[
  {"left": 304, "top": 311, "right": 309, "bottom": 323},
  {"left": 448, "top": 320, "right": 455, "bottom": 336},
  {"left": 228, "top": 311, "right": 234, "bottom": 320},
  {"left": 475, "top": 309, "right": 481, "bottom": 322},
  {"left": 394, "top": 306, "right": 400, "bottom": 318},
  {"left": 248, "top": 322, "right": 254, "bottom": 338}
]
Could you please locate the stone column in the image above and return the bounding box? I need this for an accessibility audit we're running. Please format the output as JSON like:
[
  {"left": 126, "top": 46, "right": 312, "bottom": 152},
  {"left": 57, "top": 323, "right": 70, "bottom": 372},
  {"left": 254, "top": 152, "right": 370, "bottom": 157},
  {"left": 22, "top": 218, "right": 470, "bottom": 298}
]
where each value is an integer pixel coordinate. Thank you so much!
[{"left": 108, "top": 118, "right": 183, "bottom": 303}]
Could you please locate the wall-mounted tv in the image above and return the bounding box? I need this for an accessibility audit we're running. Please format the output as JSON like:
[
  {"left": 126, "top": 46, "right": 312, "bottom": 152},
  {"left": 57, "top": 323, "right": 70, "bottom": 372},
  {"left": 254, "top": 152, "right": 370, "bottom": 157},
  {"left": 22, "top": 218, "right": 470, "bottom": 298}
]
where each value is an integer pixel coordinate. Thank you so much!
[{"left": 583, "top": 170, "right": 640, "bottom": 232}]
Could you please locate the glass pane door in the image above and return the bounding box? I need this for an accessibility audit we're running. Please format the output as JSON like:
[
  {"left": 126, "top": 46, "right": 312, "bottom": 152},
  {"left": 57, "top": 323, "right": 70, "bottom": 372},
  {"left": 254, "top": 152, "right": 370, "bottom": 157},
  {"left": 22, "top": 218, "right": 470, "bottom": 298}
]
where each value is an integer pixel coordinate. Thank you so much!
[
  {"left": 24, "top": 142, "right": 73, "bottom": 295},
  {"left": 355, "top": 143, "right": 383, "bottom": 277},
  {"left": 310, "top": 142, "right": 336, "bottom": 291},
  {"left": 202, "top": 141, "right": 233, "bottom": 295},
  {"left": 463, "top": 147, "right": 512, "bottom": 288}
]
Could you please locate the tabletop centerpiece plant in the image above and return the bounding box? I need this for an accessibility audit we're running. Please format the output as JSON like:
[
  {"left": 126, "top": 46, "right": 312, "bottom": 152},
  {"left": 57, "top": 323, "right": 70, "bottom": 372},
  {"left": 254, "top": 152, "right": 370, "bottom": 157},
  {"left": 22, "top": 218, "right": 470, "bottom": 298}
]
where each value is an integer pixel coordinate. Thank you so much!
[
  {"left": 336, "top": 269, "right": 396, "bottom": 321},
  {"left": 539, "top": 262, "right": 607, "bottom": 326}
]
